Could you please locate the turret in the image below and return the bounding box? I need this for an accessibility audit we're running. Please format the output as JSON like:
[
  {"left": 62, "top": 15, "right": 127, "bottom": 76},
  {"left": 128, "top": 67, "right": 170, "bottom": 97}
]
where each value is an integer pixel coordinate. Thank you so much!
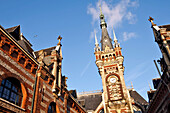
[{"left": 94, "top": 31, "right": 101, "bottom": 52}]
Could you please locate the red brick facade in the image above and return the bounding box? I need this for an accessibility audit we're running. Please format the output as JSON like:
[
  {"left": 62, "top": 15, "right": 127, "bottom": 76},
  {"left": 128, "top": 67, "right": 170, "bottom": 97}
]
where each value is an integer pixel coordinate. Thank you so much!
[{"left": 0, "top": 25, "right": 86, "bottom": 113}]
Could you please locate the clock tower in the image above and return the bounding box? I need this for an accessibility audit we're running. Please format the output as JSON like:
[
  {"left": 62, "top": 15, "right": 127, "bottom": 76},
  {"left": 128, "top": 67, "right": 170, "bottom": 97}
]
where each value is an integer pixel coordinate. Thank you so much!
[{"left": 94, "top": 6, "right": 133, "bottom": 113}]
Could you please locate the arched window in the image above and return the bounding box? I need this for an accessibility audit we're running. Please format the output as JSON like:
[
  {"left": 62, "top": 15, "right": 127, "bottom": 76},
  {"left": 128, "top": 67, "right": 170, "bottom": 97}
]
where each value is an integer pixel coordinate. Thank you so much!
[
  {"left": 99, "top": 108, "right": 104, "bottom": 113},
  {"left": 0, "top": 77, "right": 23, "bottom": 106},
  {"left": 48, "top": 102, "right": 56, "bottom": 113}
]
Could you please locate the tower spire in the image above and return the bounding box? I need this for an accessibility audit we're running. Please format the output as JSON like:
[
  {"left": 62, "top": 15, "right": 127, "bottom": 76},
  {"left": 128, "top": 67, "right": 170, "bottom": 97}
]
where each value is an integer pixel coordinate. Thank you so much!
[
  {"left": 99, "top": 1, "right": 107, "bottom": 29},
  {"left": 99, "top": 1, "right": 103, "bottom": 15},
  {"left": 99, "top": 2, "right": 113, "bottom": 51}
]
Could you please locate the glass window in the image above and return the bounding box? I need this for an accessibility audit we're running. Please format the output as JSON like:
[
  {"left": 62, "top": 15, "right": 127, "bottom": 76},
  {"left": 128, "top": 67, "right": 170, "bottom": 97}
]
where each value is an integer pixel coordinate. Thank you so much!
[
  {"left": 0, "top": 77, "right": 23, "bottom": 106},
  {"left": 48, "top": 102, "right": 56, "bottom": 113},
  {"left": 99, "top": 109, "right": 104, "bottom": 113}
]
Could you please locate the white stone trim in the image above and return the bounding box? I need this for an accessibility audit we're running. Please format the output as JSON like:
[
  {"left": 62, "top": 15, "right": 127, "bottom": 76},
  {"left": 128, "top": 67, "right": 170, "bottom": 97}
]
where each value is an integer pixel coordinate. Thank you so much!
[
  {"left": 0, "top": 70, "right": 4, "bottom": 75},
  {"left": 0, "top": 49, "right": 35, "bottom": 81},
  {"left": 40, "top": 109, "right": 46, "bottom": 113},
  {"left": 41, "top": 101, "right": 47, "bottom": 108},
  {"left": 0, "top": 58, "right": 33, "bottom": 86}
]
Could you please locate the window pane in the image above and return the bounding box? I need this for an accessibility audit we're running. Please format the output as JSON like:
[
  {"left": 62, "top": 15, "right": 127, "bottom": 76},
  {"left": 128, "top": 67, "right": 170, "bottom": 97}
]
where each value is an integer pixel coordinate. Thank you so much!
[
  {"left": 12, "top": 86, "right": 17, "bottom": 92},
  {"left": 1, "top": 80, "right": 5, "bottom": 85},
  {"left": 5, "top": 80, "right": 11, "bottom": 88},
  {"left": 2, "top": 88, "right": 10, "bottom": 99}
]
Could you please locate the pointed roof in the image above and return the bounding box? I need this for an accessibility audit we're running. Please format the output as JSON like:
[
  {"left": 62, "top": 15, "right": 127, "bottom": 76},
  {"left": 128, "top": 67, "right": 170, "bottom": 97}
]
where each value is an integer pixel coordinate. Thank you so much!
[
  {"left": 94, "top": 31, "right": 100, "bottom": 52},
  {"left": 113, "top": 27, "right": 117, "bottom": 42},
  {"left": 6, "top": 25, "right": 20, "bottom": 33},
  {"left": 99, "top": 4, "right": 113, "bottom": 51},
  {"left": 6, "top": 25, "right": 21, "bottom": 41}
]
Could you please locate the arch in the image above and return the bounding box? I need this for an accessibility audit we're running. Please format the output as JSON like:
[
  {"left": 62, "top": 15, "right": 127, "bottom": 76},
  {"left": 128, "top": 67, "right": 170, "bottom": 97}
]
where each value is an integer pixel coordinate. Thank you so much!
[
  {"left": 132, "top": 102, "right": 145, "bottom": 113},
  {"left": 48, "top": 102, "right": 56, "bottom": 113},
  {"left": 0, "top": 72, "right": 28, "bottom": 109},
  {"left": 96, "top": 107, "right": 104, "bottom": 113},
  {"left": 105, "top": 73, "right": 121, "bottom": 83},
  {"left": 0, "top": 77, "right": 24, "bottom": 107}
]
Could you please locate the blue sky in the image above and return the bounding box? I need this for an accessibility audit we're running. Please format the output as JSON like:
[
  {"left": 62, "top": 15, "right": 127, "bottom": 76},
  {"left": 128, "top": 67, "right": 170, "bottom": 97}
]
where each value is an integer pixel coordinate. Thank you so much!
[{"left": 0, "top": 0, "right": 170, "bottom": 101}]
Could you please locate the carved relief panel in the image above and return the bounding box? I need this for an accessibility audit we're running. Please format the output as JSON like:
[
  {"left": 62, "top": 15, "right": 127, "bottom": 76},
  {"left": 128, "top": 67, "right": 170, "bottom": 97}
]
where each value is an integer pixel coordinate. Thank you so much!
[{"left": 106, "top": 74, "right": 123, "bottom": 101}]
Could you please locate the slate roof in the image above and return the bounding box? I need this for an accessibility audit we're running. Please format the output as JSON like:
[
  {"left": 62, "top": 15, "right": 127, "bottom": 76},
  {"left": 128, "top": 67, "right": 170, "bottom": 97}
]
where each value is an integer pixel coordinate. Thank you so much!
[
  {"left": 78, "top": 90, "right": 148, "bottom": 112},
  {"left": 129, "top": 90, "right": 148, "bottom": 105},
  {"left": 100, "top": 27, "right": 113, "bottom": 51},
  {"left": 6, "top": 25, "right": 20, "bottom": 33},
  {"left": 77, "top": 92, "right": 102, "bottom": 111}
]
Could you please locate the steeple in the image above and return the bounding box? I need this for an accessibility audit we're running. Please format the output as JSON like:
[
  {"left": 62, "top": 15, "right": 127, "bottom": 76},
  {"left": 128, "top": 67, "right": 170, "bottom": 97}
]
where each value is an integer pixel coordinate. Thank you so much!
[{"left": 99, "top": 4, "right": 113, "bottom": 51}]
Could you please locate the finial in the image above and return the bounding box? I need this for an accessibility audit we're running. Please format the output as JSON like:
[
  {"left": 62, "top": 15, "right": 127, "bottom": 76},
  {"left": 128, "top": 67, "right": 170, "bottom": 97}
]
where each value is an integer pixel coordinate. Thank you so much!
[
  {"left": 148, "top": 16, "right": 156, "bottom": 26},
  {"left": 148, "top": 82, "right": 152, "bottom": 91},
  {"left": 95, "top": 30, "right": 99, "bottom": 45},
  {"left": 99, "top": 0, "right": 102, "bottom": 15},
  {"left": 57, "top": 35, "right": 62, "bottom": 45},
  {"left": 112, "top": 27, "right": 117, "bottom": 42}
]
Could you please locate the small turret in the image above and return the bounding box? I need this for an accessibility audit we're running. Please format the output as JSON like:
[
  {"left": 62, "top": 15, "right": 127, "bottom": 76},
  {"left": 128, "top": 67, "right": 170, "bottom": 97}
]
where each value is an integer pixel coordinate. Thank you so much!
[
  {"left": 94, "top": 31, "right": 101, "bottom": 52},
  {"left": 113, "top": 28, "right": 120, "bottom": 48}
]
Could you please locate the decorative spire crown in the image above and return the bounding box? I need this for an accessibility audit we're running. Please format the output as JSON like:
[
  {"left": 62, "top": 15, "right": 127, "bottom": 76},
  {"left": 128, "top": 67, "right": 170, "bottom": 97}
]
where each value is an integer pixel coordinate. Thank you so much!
[{"left": 99, "top": 2, "right": 107, "bottom": 29}]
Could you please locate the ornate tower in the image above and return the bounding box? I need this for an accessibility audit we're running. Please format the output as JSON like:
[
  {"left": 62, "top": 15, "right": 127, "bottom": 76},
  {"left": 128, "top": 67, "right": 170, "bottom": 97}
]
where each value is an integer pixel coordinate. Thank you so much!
[{"left": 94, "top": 7, "right": 133, "bottom": 113}]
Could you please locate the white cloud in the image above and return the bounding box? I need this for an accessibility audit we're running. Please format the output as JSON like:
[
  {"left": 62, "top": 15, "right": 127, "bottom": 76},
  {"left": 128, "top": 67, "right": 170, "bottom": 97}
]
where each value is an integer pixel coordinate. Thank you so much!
[
  {"left": 87, "top": 0, "right": 138, "bottom": 28},
  {"left": 123, "top": 32, "right": 136, "bottom": 41}
]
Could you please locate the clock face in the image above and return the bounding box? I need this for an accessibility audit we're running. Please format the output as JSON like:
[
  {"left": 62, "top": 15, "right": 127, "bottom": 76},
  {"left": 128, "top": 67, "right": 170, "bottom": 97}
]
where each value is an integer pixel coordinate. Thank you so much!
[{"left": 110, "top": 77, "right": 116, "bottom": 83}]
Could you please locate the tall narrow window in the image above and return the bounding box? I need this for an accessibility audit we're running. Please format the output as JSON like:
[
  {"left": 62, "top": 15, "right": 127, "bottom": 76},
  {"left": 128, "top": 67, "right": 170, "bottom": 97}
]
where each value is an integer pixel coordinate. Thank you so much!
[
  {"left": 48, "top": 102, "right": 56, "bottom": 113},
  {"left": 0, "top": 77, "right": 23, "bottom": 106}
]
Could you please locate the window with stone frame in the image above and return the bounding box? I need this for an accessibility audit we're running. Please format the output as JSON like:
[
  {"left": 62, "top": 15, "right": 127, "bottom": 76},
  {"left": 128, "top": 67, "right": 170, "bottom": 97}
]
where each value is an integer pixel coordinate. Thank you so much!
[{"left": 0, "top": 77, "right": 23, "bottom": 106}]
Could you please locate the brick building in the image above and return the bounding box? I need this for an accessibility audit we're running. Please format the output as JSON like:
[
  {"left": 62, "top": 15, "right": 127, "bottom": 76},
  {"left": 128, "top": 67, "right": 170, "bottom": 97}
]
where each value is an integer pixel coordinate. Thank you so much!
[
  {"left": 147, "top": 17, "right": 170, "bottom": 113},
  {"left": 0, "top": 25, "right": 86, "bottom": 113}
]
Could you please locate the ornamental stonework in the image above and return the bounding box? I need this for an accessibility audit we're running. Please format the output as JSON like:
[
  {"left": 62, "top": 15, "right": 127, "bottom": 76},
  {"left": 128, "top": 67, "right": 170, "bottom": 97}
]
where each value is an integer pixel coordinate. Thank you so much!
[
  {"left": 0, "top": 49, "right": 35, "bottom": 81},
  {"left": 0, "top": 58, "right": 33, "bottom": 86}
]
